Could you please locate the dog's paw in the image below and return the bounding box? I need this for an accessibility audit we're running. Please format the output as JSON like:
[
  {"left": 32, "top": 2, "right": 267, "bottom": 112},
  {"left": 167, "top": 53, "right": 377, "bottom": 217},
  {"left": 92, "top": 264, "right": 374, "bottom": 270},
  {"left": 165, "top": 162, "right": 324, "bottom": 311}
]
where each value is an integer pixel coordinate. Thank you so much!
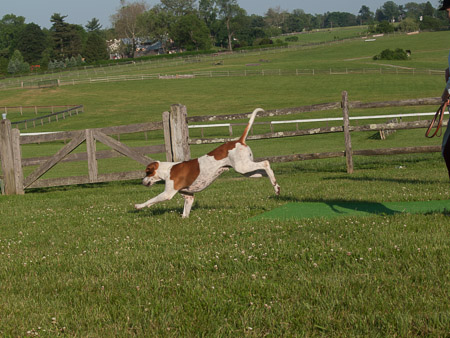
[
  {"left": 275, "top": 184, "right": 281, "bottom": 195},
  {"left": 134, "top": 204, "right": 142, "bottom": 210}
]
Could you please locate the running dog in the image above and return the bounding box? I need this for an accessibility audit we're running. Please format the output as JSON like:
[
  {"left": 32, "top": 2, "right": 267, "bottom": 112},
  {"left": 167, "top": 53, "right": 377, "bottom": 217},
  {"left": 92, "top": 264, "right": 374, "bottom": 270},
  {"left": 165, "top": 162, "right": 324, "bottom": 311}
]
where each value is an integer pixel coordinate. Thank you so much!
[{"left": 135, "top": 108, "right": 280, "bottom": 217}]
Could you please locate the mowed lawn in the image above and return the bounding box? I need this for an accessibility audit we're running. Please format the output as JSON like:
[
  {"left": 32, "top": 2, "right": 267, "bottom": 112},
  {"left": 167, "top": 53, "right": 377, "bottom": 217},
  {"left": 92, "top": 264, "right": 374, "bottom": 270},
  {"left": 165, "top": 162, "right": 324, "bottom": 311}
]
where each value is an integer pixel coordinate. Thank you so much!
[{"left": 1, "top": 29, "right": 450, "bottom": 336}]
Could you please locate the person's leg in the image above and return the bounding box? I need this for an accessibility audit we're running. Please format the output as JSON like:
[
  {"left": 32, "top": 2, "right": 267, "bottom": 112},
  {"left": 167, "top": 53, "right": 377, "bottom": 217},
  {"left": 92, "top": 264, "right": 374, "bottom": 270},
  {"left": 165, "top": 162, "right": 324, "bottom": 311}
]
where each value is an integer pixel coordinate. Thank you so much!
[{"left": 444, "top": 140, "right": 450, "bottom": 180}]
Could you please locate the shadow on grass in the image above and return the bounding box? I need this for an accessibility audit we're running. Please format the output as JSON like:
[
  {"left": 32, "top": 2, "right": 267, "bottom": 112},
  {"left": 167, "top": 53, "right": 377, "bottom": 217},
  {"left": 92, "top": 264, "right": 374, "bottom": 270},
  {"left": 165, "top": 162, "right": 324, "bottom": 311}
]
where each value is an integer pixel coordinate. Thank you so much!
[
  {"left": 323, "top": 200, "right": 398, "bottom": 215},
  {"left": 323, "top": 175, "right": 443, "bottom": 185},
  {"left": 273, "top": 196, "right": 399, "bottom": 216},
  {"left": 264, "top": 196, "right": 398, "bottom": 215},
  {"left": 25, "top": 180, "right": 141, "bottom": 194},
  {"left": 130, "top": 206, "right": 183, "bottom": 217},
  {"left": 303, "top": 198, "right": 400, "bottom": 216},
  {"left": 425, "top": 209, "right": 450, "bottom": 217},
  {"left": 129, "top": 201, "right": 241, "bottom": 217}
]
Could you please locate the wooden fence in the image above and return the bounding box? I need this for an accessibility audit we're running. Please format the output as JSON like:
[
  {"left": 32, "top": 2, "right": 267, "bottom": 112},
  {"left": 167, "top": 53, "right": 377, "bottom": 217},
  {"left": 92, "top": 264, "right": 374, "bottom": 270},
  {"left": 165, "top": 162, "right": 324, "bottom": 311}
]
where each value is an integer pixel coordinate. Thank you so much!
[
  {"left": 186, "top": 93, "right": 443, "bottom": 175},
  {"left": 8, "top": 105, "right": 84, "bottom": 129},
  {"left": 0, "top": 104, "right": 189, "bottom": 195},
  {"left": 27, "top": 68, "right": 444, "bottom": 87},
  {"left": 0, "top": 94, "right": 445, "bottom": 195}
]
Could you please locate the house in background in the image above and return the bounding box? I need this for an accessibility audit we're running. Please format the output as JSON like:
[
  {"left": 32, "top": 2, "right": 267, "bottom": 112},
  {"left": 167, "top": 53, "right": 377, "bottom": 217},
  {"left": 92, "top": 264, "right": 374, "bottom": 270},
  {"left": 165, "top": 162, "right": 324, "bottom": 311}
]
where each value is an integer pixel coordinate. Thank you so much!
[{"left": 107, "top": 38, "right": 165, "bottom": 59}]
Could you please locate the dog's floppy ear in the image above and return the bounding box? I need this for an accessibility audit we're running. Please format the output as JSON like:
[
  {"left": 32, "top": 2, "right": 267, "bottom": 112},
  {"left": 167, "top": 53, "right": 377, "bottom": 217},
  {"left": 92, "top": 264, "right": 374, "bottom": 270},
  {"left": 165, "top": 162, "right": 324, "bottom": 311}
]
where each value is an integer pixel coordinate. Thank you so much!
[{"left": 145, "top": 162, "right": 159, "bottom": 176}]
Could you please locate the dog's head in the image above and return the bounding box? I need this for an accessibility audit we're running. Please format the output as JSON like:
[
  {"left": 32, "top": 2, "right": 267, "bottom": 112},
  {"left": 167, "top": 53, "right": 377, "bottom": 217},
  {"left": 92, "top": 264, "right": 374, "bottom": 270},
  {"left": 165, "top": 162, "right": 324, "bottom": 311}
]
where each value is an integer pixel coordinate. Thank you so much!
[{"left": 142, "top": 161, "right": 162, "bottom": 187}]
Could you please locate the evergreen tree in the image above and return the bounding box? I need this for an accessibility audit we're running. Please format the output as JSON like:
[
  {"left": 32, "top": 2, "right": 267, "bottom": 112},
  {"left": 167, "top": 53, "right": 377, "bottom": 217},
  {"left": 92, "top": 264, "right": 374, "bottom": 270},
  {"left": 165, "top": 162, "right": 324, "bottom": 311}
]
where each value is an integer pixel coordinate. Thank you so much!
[
  {"left": 50, "top": 13, "right": 84, "bottom": 60},
  {"left": 83, "top": 33, "right": 109, "bottom": 62},
  {"left": 76, "top": 54, "right": 84, "bottom": 66},
  {"left": 7, "top": 50, "right": 29, "bottom": 74},
  {"left": 86, "top": 18, "right": 102, "bottom": 32}
]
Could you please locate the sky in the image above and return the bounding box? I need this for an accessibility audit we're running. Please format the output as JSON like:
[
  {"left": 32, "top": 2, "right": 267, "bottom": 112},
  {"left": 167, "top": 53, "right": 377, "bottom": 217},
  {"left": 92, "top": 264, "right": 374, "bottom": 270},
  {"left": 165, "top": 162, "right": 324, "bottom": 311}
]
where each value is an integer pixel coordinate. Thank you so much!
[{"left": 1, "top": 0, "right": 443, "bottom": 29}]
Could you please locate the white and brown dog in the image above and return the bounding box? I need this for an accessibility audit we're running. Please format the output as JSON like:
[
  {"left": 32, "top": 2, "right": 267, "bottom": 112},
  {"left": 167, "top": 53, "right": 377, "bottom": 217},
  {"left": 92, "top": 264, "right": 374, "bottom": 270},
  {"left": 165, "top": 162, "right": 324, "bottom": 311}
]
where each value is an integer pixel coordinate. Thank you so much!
[{"left": 135, "top": 108, "right": 281, "bottom": 218}]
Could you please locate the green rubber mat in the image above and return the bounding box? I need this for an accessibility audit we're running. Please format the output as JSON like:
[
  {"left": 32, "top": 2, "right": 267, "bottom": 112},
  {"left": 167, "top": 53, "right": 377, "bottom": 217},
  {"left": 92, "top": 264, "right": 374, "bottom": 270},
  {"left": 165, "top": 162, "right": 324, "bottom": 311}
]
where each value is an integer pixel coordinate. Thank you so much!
[{"left": 253, "top": 200, "right": 450, "bottom": 220}]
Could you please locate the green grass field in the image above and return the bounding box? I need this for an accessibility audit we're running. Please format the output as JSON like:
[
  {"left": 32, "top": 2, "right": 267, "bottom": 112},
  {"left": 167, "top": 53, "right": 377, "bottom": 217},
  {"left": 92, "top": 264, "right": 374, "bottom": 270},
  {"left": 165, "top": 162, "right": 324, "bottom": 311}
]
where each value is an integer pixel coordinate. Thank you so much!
[{"left": 1, "top": 28, "right": 450, "bottom": 336}]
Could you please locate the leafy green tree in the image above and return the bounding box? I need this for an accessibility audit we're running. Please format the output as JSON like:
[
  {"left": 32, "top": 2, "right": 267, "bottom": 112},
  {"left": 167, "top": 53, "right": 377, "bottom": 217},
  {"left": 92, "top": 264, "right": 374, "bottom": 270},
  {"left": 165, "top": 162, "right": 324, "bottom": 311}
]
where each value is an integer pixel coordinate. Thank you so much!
[
  {"left": 0, "top": 14, "right": 26, "bottom": 56},
  {"left": 247, "top": 15, "right": 268, "bottom": 42},
  {"left": 138, "top": 5, "right": 171, "bottom": 52},
  {"left": 358, "top": 5, "right": 374, "bottom": 24},
  {"left": 199, "top": 0, "right": 218, "bottom": 28},
  {"left": 76, "top": 54, "right": 84, "bottom": 65},
  {"left": 375, "top": 8, "right": 388, "bottom": 22},
  {"left": 0, "top": 57, "right": 9, "bottom": 75},
  {"left": 16, "top": 23, "right": 47, "bottom": 64},
  {"left": 381, "top": 1, "right": 400, "bottom": 22},
  {"left": 420, "top": 16, "right": 443, "bottom": 30},
  {"left": 373, "top": 48, "right": 408, "bottom": 60},
  {"left": 324, "top": 12, "right": 357, "bottom": 28},
  {"left": 40, "top": 48, "right": 52, "bottom": 69},
  {"left": 83, "top": 33, "right": 109, "bottom": 62},
  {"left": 217, "top": 0, "right": 245, "bottom": 51},
  {"left": 160, "top": 0, "right": 195, "bottom": 16},
  {"left": 7, "top": 49, "right": 29, "bottom": 74},
  {"left": 375, "top": 20, "right": 395, "bottom": 33},
  {"left": 404, "top": 2, "right": 424, "bottom": 20},
  {"left": 423, "top": 1, "right": 435, "bottom": 17},
  {"left": 231, "top": 14, "right": 254, "bottom": 46},
  {"left": 398, "top": 17, "right": 419, "bottom": 32},
  {"left": 285, "top": 9, "right": 312, "bottom": 32},
  {"left": 171, "top": 14, "right": 211, "bottom": 50}
]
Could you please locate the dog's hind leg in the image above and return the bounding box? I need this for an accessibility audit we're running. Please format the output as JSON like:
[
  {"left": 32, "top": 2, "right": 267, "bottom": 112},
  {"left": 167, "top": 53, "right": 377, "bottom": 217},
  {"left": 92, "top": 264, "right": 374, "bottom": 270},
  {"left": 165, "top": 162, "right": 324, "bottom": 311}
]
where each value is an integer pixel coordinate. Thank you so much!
[
  {"left": 180, "top": 192, "right": 195, "bottom": 218},
  {"left": 234, "top": 160, "right": 281, "bottom": 195}
]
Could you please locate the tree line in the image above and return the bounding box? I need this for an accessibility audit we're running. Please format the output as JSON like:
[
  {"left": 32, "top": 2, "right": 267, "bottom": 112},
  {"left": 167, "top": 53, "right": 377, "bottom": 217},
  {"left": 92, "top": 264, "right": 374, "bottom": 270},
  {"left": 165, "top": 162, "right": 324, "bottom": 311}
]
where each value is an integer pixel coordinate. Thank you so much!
[{"left": 0, "top": 0, "right": 448, "bottom": 76}]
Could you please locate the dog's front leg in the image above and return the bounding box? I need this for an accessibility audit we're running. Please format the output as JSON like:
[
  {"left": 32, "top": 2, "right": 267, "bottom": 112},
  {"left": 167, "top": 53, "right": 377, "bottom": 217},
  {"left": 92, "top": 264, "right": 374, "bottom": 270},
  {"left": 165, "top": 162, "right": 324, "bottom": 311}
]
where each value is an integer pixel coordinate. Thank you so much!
[
  {"left": 180, "top": 192, "right": 195, "bottom": 218},
  {"left": 134, "top": 190, "right": 178, "bottom": 210}
]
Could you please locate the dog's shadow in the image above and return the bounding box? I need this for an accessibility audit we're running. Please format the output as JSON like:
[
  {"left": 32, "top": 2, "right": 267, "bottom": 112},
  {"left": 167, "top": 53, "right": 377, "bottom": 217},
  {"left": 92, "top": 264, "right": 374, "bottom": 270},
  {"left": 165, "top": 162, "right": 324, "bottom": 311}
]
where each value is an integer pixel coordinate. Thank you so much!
[{"left": 130, "top": 202, "right": 240, "bottom": 217}]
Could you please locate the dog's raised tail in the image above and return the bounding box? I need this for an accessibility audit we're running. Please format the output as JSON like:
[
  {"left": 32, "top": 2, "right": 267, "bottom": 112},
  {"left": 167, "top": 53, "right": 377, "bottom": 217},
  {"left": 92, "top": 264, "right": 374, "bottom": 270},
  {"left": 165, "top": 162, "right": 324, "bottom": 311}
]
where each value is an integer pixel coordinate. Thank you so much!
[{"left": 239, "top": 108, "right": 264, "bottom": 144}]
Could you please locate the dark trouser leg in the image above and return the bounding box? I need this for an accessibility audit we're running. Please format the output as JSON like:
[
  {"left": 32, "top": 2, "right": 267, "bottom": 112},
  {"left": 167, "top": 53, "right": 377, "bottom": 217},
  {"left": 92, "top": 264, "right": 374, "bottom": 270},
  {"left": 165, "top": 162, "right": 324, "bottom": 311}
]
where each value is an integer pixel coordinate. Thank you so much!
[{"left": 444, "top": 141, "right": 450, "bottom": 180}]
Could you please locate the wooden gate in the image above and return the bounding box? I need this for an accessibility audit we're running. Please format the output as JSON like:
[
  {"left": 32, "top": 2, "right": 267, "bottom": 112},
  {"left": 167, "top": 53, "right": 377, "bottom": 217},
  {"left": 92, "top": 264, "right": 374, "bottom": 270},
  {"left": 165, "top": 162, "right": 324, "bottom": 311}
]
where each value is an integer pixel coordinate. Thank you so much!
[
  {"left": 0, "top": 104, "right": 190, "bottom": 195},
  {"left": 23, "top": 129, "right": 154, "bottom": 190}
]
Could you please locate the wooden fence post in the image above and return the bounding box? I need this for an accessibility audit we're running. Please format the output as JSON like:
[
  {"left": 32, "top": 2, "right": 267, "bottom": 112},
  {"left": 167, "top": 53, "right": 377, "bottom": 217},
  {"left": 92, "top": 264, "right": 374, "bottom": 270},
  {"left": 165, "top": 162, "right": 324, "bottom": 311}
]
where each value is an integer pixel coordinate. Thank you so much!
[
  {"left": 11, "top": 128, "right": 24, "bottom": 194},
  {"left": 164, "top": 104, "right": 191, "bottom": 162},
  {"left": 0, "top": 119, "right": 20, "bottom": 195},
  {"left": 162, "top": 111, "right": 173, "bottom": 162},
  {"left": 86, "top": 129, "right": 98, "bottom": 183},
  {"left": 342, "top": 91, "right": 354, "bottom": 174}
]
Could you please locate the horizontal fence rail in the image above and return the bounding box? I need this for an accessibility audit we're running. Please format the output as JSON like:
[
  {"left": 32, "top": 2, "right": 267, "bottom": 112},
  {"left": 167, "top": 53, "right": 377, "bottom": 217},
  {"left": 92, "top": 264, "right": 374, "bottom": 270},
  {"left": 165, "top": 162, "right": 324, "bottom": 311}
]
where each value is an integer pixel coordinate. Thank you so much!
[{"left": 188, "top": 111, "right": 448, "bottom": 134}]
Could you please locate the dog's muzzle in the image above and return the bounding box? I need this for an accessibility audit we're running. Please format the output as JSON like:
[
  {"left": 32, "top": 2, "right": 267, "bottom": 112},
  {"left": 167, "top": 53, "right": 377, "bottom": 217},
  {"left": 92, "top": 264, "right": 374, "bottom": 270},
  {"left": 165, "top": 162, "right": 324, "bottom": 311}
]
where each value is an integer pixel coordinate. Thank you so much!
[{"left": 142, "top": 177, "right": 155, "bottom": 187}]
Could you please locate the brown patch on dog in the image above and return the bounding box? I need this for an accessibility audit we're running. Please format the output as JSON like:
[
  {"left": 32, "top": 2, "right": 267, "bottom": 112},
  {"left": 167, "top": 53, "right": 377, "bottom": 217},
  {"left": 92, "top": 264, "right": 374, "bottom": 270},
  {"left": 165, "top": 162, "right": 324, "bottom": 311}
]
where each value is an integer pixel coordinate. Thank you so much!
[
  {"left": 145, "top": 162, "right": 159, "bottom": 177},
  {"left": 170, "top": 159, "right": 201, "bottom": 190},
  {"left": 207, "top": 141, "right": 244, "bottom": 160}
]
